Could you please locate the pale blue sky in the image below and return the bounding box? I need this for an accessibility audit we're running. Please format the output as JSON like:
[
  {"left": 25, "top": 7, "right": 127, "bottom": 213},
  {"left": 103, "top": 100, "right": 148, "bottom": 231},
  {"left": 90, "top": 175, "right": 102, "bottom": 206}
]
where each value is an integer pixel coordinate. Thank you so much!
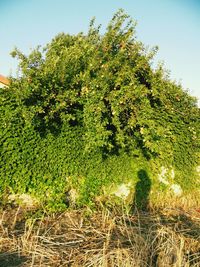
[{"left": 0, "top": 0, "right": 200, "bottom": 103}]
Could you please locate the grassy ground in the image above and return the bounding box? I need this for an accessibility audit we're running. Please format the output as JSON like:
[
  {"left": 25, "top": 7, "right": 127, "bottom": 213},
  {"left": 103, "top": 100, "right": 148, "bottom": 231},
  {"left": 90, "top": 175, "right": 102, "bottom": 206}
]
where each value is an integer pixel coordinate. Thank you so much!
[{"left": 0, "top": 205, "right": 200, "bottom": 267}]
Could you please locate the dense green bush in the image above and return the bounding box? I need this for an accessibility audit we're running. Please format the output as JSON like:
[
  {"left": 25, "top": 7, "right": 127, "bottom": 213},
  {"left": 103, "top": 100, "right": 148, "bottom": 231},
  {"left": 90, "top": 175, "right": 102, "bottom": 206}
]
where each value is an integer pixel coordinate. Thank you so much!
[{"left": 0, "top": 10, "right": 199, "bottom": 210}]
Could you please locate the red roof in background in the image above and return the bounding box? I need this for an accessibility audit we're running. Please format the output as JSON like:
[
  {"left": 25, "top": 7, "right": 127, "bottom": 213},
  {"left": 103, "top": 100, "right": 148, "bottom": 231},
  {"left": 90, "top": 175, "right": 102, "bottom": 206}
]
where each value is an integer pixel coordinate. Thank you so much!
[{"left": 0, "top": 74, "right": 10, "bottom": 86}]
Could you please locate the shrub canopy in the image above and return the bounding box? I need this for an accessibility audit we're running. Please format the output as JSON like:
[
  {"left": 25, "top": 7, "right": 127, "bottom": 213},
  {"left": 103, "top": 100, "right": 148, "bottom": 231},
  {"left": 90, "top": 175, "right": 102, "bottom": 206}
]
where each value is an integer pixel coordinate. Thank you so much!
[{"left": 1, "top": 10, "right": 199, "bottom": 209}]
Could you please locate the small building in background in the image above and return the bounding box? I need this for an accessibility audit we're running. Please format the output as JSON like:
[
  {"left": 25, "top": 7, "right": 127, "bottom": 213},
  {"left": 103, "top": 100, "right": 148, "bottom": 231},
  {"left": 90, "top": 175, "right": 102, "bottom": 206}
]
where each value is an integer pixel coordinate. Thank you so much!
[{"left": 0, "top": 74, "right": 10, "bottom": 88}]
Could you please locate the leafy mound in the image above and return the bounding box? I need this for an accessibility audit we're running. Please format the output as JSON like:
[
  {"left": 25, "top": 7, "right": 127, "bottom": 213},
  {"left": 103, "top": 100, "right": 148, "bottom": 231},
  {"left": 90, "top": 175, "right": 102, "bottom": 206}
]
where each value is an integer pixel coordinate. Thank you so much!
[{"left": 0, "top": 10, "right": 199, "bottom": 210}]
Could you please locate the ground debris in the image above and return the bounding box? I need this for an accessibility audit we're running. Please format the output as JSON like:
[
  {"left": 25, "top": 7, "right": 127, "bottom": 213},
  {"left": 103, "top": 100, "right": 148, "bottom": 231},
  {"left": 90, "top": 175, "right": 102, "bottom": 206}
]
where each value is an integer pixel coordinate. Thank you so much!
[{"left": 0, "top": 207, "right": 199, "bottom": 266}]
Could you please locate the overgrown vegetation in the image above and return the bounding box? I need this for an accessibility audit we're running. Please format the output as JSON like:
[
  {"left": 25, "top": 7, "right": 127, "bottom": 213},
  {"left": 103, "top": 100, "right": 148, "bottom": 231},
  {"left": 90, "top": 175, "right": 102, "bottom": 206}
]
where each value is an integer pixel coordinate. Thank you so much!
[{"left": 0, "top": 10, "right": 199, "bottom": 210}]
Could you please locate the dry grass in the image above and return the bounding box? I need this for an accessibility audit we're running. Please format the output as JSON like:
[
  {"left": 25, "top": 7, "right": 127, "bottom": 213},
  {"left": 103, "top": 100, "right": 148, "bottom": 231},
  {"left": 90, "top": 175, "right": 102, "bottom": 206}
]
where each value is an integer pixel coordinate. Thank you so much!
[
  {"left": 150, "top": 190, "right": 200, "bottom": 213},
  {"left": 0, "top": 205, "right": 200, "bottom": 267}
]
